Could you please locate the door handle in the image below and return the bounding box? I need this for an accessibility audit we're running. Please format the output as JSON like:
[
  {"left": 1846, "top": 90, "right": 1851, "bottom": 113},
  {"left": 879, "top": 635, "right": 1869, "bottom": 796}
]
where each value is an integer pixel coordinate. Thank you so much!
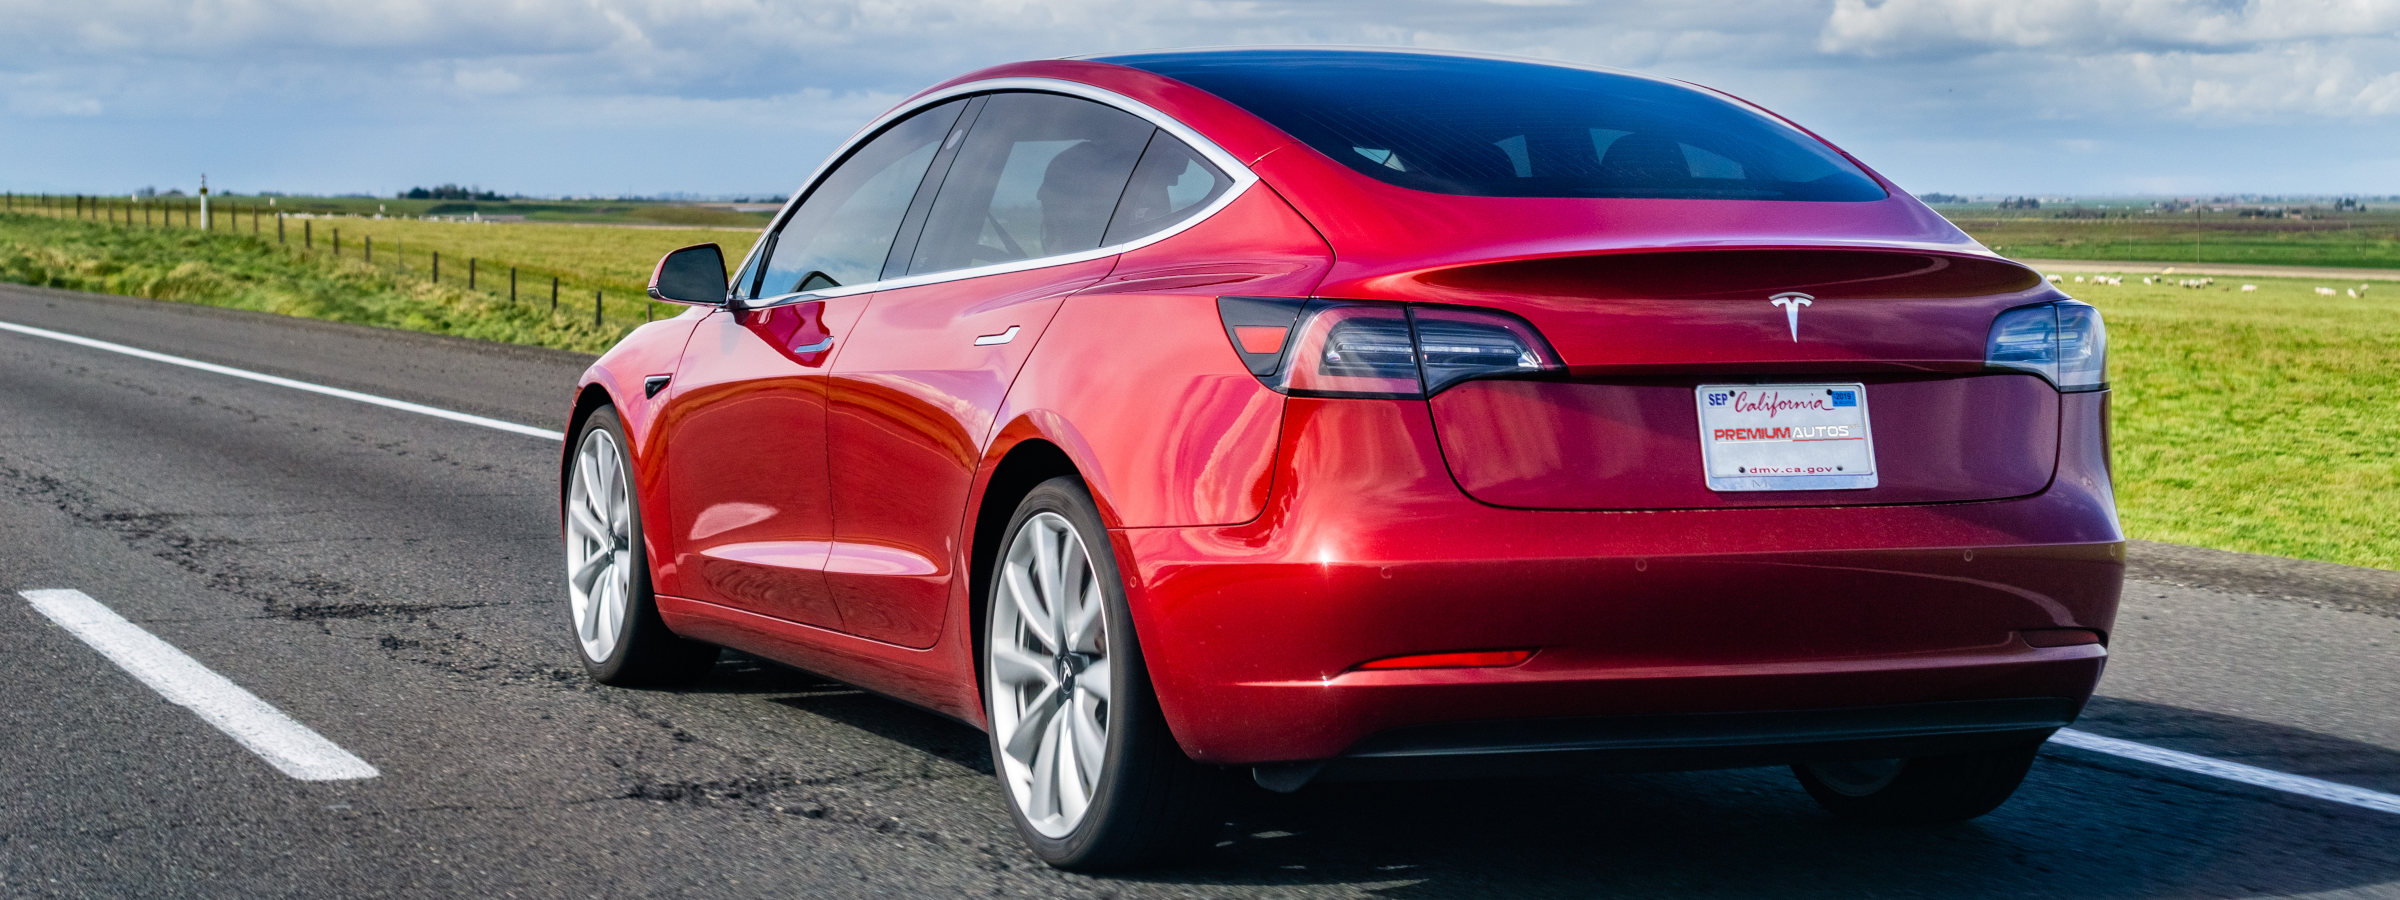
[{"left": 973, "top": 326, "right": 1019, "bottom": 346}]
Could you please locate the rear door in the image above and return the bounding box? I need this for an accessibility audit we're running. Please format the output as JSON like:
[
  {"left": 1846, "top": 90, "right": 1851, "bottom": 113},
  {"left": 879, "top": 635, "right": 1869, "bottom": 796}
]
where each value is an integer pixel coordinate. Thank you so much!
[
  {"left": 823, "top": 91, "right": 1157, "bottom": 647},
  {"left": 657, "top": 98, "right": 969, "bottom": 628}
]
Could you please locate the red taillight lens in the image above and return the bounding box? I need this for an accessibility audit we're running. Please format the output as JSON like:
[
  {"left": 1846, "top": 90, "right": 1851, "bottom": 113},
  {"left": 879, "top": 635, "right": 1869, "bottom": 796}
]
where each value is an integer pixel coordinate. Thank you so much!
[
  {"left": 1356, "top": 648, "right": 1537, "bottom": 670},
  {"left": 1217, "top": 297, "right": 1561, "bottom": 398},
  {"left": 1233, "top": 325, "right": 1289, "bottom": 354}
]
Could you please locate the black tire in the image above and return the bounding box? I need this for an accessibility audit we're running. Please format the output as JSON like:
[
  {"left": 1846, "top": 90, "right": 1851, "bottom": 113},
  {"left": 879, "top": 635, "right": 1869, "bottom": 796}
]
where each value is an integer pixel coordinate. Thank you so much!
[
  {"left": 566, "top": 407, "right": 718, "bottom": 687},
  {"left": 1791, "top": 739, "right": 2045, "bottom": 824},
  {"left": 984, "top": 476, "right": 1229, "bottom": 870}
]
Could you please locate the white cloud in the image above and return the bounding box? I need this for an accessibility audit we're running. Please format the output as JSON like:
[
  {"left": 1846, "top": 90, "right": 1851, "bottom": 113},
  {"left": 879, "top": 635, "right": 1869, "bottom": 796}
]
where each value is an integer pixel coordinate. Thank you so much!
[
  {"left": 0, "top": 0, "right": 2391, "bottom": 193},
  {"left": 453, "top": 65, "right": 523, "bottom": 94},
  {"left": 1820, "top": 0, "right": 2400, "bottom": 54},
  {"left": 1818, "top": 0, "right": 2400, "bottom": 118}
]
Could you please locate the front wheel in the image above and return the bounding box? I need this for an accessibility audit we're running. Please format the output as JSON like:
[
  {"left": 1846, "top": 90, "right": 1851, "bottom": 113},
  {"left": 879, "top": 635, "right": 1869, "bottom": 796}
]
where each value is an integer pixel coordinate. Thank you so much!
[
  {"left": 565, "top": 407, "right": 717, "bottom": 686},
  {"left": 984, "top": 477, "right": 1227, "bottom": 870},
  {"left": 1791, "top": 739, "right": 2045, "bottom": 824}
]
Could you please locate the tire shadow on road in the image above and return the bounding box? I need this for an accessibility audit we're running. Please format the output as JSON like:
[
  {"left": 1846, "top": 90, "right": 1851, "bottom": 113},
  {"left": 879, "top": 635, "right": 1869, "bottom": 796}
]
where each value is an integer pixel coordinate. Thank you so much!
[{"left": 662, "top": 652, "right": 2400, "bottom": 898}]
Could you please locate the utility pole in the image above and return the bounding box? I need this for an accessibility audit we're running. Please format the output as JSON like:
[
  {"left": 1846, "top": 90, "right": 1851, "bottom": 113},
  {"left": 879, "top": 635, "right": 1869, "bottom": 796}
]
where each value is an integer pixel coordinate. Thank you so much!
[{"left": 199, "top": 174, "right": 210, "bottom": 231}]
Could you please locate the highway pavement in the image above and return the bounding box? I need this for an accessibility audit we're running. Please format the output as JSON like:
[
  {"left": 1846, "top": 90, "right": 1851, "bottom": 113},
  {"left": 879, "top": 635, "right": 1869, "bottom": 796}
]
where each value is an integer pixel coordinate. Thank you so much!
[{"left": 1, "top": 283, "right": 2395, "bottom": 899}]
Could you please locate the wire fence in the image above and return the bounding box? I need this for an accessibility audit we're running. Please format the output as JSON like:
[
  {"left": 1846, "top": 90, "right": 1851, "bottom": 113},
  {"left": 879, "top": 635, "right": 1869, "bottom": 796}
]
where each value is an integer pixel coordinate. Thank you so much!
[{"left": 3, "top": 191, "right": 674, "bottom": 334}]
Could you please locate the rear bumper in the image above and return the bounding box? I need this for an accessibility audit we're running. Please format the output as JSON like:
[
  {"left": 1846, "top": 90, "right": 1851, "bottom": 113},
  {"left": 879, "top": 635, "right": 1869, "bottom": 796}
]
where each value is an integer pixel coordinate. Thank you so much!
[
  {"left": 1254, "top": 698, "right": 2077, "bottom": 790},
  {"left": 1115, "top": 391, "right": 2122, "bottom": 766}
]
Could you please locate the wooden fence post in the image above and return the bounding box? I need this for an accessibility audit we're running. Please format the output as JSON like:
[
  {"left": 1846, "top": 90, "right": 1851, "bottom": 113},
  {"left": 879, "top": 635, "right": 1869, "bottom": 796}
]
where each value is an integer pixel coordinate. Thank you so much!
[
  {"left": 595, "top": 290, "right": 603, "bottom": 328},
  {"left": 551, "top": 277, "right": 559, "bottom": 311},
  {"left": 510, "top": 267, "right": 517, "bottom": 303},
  {"left": 470, "top": 258, "right": 477, "bottom": 290}
]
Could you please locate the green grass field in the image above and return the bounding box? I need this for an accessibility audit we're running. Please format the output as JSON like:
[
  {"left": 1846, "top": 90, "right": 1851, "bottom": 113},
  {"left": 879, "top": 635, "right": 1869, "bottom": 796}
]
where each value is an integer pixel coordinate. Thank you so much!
[
  {"left": 1943, "top": 210, "right": 2400, "bottom": 270},
  {"left": 1, "top": 204, "right": 2392, "bottom": 569},
  {"left": 2066, "top": 271, "right": 2397, "bottom": 568},
  {"left": 0, "top": 210, "right": 750, "bottom": 352}
]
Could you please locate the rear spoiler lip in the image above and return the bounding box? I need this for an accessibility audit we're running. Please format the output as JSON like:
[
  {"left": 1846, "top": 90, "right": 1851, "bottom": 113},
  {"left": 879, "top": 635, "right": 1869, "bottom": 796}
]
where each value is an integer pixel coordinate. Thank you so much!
[{"left": 1329, "top": 242, "right": 2036, "bottom": 300}]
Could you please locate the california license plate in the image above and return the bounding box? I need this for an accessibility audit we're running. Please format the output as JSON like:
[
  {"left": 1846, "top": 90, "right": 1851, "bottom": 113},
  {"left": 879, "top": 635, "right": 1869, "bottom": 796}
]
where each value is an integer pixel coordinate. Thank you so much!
[{"left": 1695, "top": 384, "right": 1878, "bottom": 492}]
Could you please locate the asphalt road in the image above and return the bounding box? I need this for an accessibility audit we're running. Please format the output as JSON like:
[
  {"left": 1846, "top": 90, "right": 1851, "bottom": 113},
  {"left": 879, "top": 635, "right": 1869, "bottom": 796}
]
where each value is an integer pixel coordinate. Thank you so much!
[{"left": 2, "top": 284, "right": 2396, "bottom": 899}]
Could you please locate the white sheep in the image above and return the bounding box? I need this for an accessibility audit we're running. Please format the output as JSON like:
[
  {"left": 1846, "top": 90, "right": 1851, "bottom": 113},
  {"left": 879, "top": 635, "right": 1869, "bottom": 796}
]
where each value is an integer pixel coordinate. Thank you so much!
[
  {"left": 2046, "top": 274, "right": 2062, "bottom": 283},
  {"left": 2316, "top": 287, "right": 2337, "bottom": 296},
  {"left": 2241, "top": 284, "right": 2258, "bottom": 292}
]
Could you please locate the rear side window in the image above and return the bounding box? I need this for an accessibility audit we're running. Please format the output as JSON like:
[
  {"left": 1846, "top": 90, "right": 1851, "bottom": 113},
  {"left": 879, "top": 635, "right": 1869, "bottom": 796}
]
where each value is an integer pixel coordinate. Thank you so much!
[
  {"left": 1107, "top": 50, "right": 1886, "bottom": 202},
  {"left": 1104, "top": 132, "right": 1233, "bottom": 246},
  {"left": 905, "top": 92, "right": 1153, "bottom": 276},
  {"left": 757, "top": 99, "right": 966, "bottom": 296}
]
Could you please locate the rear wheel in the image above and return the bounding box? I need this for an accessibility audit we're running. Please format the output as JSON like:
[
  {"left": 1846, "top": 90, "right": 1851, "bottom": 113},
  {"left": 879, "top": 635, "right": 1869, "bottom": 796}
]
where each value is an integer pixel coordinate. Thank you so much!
[
  {"left": 984, "top": 477, "right": 1227, "bottom": 870},
  {"left": 1791, "top": 739, "right": 2045, "bottom": 824},
  {"left": 565, "top": 407, "right": 717, "bottom": 686}
]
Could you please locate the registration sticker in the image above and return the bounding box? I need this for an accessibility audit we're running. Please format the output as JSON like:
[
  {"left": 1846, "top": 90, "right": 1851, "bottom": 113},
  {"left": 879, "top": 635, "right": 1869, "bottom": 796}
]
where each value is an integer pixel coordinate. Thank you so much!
[{"left": 1695, "top": 384, "right": 1878, "bottom": 492}]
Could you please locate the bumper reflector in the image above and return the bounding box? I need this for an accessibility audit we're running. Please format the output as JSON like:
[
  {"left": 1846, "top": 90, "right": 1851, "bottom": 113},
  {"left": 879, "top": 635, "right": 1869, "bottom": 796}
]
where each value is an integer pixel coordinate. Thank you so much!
[
  {"left": 2021, "top": 628, "right": 2103, "bottom": 648},
  {"left": 1356, "top": 649, "right": 1536, "bottom": 670}
]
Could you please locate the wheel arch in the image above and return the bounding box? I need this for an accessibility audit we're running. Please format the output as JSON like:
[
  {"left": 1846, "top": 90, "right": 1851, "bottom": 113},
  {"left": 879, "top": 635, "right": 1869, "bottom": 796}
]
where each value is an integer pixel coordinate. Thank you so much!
[
  {"left": 965, "top": 438, "right": 1086, "bottom": 710},
  {"left": 558, "top": 382, "right": 619, "bottom": 526}
]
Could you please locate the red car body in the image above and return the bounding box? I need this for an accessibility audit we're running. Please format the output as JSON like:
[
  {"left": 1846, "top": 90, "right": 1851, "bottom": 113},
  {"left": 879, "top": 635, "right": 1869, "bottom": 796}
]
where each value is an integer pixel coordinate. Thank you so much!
[{"left": 569, "top": 51, "right": 2120, "bottom": 784}]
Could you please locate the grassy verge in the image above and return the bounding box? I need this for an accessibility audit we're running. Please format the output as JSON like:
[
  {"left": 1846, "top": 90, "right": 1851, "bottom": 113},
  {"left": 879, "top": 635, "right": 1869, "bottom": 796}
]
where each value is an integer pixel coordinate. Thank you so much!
[
  {"left": 0, "top": 212, "right": 708, "bottom": 353},
  {"left": 2071, "top": 271, "right": 2397, "bottom": 568},
  {"left": 1945, "top": 212, "right": 2400, "bottom": 270}
]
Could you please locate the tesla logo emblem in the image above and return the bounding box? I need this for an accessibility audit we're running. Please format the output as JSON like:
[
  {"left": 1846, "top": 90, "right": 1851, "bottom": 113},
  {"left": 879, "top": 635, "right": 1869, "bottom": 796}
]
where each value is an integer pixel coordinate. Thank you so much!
[{"left": 1769, "top": 292, "right": 1815, "bottom": 342}]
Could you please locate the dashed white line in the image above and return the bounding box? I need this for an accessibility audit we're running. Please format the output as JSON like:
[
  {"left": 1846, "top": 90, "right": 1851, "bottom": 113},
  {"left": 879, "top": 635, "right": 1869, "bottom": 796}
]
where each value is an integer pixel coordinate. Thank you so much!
[
  {"left": 2051, "top": 727, "right": 2400, "bottom": 816},
  {"left": 21, "top": 589, "right": 380, "bottom": 782},
  {"left": 0, "top": 319, "right": 563, "bottom": 441}
]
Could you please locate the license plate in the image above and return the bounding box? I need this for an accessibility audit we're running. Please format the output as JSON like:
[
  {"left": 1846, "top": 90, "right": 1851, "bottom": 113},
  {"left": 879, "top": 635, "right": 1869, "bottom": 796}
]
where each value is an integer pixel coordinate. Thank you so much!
[{"left": 1695, "top": 384, "right": 1878, "bottom": 492}]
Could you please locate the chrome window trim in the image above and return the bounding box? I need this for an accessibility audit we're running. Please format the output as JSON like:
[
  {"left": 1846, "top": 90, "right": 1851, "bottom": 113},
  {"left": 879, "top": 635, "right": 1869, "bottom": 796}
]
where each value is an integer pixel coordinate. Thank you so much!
[{"left": 730, "top": 76, "right": 1262, "bottom": 309}]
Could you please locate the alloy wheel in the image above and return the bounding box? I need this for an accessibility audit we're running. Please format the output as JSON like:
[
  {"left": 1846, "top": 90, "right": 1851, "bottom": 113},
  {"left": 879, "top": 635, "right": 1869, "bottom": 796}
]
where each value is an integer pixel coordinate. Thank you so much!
[
  {"left": 989, "top": 511, "right": 1113, "bottom": 838},
  {"left": 566, "top": 427, "right": 633, "bottom": 663}
]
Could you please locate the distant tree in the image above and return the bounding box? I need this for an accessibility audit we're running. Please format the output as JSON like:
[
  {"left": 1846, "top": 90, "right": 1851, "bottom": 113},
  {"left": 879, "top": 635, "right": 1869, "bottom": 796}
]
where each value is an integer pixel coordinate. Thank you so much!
[
  {"left": 1917, "top": 192, "right": 1964, "bottom": 204},
  {"left": 402, "top": 184, "right": 508, "bottom": 201},
  {"left": 1997, "top": 196, "right": 2041, "bottom": 210}
]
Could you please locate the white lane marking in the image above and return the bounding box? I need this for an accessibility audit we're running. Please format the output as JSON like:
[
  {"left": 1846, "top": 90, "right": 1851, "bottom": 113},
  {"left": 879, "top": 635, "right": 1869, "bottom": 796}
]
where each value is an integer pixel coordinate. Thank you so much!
[
  {"left": 21, "top": 589, "right": 380, "bottom": 781},
  {"left": 0, "top": 319, "right": 563, "bottom": 441},
  {"left": 2052, "top": 727, "right": 2400, "bottom": 816}
]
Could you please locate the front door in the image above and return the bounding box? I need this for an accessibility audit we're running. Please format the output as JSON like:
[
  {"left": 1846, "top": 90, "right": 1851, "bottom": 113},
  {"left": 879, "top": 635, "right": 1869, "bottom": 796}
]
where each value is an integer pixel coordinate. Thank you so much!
[
  {"left": 659, "top": 301, "right": 857, "bottom": 626},
  {"left": 655, "top": 97, "right": 970, "bottom": 628},
  {"left": 823, "top": 91, "right": 1159, "bottom": 647}
]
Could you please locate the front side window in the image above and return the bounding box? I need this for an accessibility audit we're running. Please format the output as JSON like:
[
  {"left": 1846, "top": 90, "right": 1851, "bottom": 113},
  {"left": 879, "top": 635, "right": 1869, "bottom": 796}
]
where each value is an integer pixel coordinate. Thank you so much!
[
  {"left": 904, "top": 92, "right": 1154, "bottom": 277},
  {"left": 1104, "top": 50, "right": 1887, "bottom": 202},
  {"left": 756, "top": 99, "right": 967, "bottom": 297}
]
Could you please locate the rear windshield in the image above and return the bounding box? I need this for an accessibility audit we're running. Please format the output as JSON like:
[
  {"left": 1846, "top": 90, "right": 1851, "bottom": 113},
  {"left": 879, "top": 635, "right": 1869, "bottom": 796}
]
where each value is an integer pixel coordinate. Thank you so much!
[{"left": 1103, "top": 50, "right": 1887, "bottom": 202}]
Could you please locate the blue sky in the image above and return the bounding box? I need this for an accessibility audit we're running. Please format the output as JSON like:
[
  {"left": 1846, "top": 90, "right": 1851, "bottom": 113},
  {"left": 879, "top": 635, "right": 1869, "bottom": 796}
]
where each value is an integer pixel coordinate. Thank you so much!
[{"left": 4, "top": 0, "right": 2396, "bottom": 199}]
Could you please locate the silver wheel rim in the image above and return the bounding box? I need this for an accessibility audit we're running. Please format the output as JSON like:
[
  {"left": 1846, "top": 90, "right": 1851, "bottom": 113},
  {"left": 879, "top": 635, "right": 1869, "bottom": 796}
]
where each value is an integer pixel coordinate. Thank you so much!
[
  {"left": 566, "top": 427, "right": 634, "bottom": 663},
  {"left": 988, "top": 511, "right": 1111, "bottom": 839}
]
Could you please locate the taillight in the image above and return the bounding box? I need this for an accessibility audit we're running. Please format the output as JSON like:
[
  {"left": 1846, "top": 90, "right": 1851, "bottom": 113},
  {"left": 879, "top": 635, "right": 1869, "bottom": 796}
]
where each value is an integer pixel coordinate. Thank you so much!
[
  {"left": 1987, "top": 300, "right": 2107, "bottom": 391},
  {"left": 1216, "top": 296, "right": 1561, "bottom": 398}
]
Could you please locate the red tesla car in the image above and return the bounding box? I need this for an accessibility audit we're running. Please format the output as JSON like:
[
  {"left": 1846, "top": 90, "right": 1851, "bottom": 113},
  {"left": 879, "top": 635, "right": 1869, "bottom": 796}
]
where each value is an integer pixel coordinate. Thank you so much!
[{"left": 563, "top": 48, "right": 2121, "bottom": 868}]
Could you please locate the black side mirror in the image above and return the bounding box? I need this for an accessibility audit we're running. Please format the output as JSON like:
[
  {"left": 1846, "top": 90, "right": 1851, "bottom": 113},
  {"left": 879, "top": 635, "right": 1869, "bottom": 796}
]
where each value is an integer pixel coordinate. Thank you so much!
[{"left": 647, "top": 243, "right": 728, "bottom": 306}]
